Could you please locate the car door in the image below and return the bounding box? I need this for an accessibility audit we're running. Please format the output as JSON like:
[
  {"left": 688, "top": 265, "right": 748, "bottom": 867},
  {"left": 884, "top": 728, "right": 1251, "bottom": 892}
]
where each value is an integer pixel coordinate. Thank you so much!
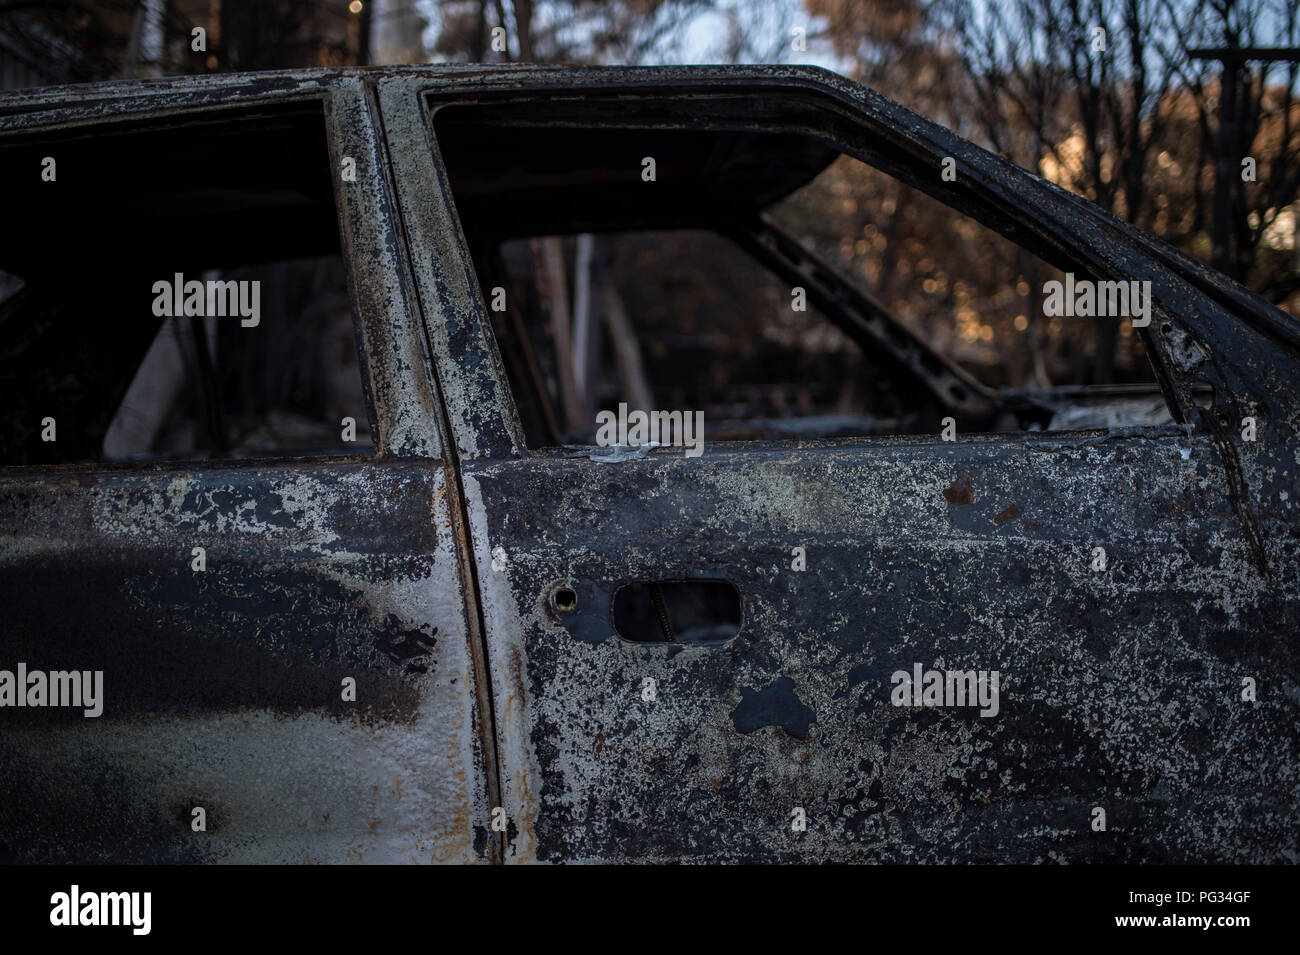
[
  {"left": 382, "top": 66, "right": 1300, "bottom": 863},
  {"left": 0, "top": 77, "right": 497, "bottom": 863}
]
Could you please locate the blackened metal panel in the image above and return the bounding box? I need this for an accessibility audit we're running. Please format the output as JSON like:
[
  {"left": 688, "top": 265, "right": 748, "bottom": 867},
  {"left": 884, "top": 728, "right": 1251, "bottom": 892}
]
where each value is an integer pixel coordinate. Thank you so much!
[
  {"left": 328, "top": 78, "right": 445, "bottom": 461},
  {"left": 376, "top": 76, "right": 528, "bottom": 462},
  {"left": 463, "top": 434, "right": 1300, "bottom": 862},
  {"left": 0, "top": 74, "right": 495, "bottom": 863},
  {"left": 0, "top": 461, "right": 493, "bottom": 863},
  {"left": 373, "top": 64, "right": 1300, "bottom": 862}
]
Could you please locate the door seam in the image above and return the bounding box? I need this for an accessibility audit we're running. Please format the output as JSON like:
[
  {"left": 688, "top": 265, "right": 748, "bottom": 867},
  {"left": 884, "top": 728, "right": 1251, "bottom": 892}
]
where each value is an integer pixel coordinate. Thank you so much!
[{"left": 362, "top": 77, "right": 506, "bottom": 864}]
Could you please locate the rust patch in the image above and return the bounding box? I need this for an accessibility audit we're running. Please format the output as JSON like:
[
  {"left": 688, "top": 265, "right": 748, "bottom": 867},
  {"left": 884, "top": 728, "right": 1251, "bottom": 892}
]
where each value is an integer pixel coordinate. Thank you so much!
[
  {"left": 993, "top": 504, "right": 1021, "bottom": 526},
  {"left": 942, "top": 470, "right": 974, "bottom": 505}
]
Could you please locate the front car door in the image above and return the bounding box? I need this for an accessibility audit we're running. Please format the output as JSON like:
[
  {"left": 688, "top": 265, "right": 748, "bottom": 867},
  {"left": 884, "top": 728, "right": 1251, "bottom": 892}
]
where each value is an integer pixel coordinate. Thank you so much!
[{"left": 382, "top": 65, "right": 1300, "bottom": 863}]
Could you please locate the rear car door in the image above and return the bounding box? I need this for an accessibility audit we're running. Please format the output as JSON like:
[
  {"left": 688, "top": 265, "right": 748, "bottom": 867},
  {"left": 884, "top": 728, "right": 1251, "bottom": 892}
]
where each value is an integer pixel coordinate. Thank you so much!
[
  {"left": 382, "top": 66, "right": 1300, "bottom": 863},
  {"left": 0, "top": 77, "right": 496, "bottom": 863}
]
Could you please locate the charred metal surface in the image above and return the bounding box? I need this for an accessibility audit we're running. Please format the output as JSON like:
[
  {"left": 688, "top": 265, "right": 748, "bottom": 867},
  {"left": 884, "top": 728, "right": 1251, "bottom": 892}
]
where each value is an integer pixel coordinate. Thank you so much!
[
  {"left": 327, "top": 79, "right": 445, "bottom": 460},
  {"left": 463, "top": 433, "right": 1300, "bottom": 862},
  {"left": 0, "top": 69, "right": 497, "bottom": 863},
  {"left": 376, "top": 77, "right": 526, "bottom": 462},
  {"left": 0, "top": 461, "right": 492, "bottom": 863},
  {"left": 374, "top": 65, "right": 1300, "bottom": 862},
  {"left": 3, "top": 64, "right": 1298, "bottom": 864}
]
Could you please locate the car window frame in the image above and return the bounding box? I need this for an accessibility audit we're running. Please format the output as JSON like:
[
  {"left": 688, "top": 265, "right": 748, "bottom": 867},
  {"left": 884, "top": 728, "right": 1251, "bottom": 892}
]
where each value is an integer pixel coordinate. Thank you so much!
[
  {"left": 383, "top": 67, "right": 1300, "bottom": 463},
  {"left": 0, "top": 78, "right": 446, "bottom": 472}
]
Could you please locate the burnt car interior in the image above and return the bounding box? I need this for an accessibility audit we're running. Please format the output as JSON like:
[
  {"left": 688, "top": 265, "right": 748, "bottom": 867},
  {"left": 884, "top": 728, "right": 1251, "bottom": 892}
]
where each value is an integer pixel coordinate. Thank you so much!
[
  {"left": 0, "top": 105, "right": 369, "bottom": 466},
  {"left": 431, "top": 95, "right": 1172, "bottom": 448}
]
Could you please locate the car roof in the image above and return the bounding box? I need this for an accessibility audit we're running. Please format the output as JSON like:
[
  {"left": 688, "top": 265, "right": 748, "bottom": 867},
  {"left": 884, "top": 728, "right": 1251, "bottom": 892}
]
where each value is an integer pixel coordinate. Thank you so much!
[
  {"left": 0, "top": 64, "right": 848, "bottom": 238},
  {"left": 0, "top": 63, "right": 847, "bottom": 114}
]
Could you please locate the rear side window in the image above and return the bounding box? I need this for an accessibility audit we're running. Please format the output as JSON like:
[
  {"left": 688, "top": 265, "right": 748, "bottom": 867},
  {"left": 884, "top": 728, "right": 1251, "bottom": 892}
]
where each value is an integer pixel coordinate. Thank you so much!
[{"left": 0, "top": 106, "right": 372, "bottom": 467}]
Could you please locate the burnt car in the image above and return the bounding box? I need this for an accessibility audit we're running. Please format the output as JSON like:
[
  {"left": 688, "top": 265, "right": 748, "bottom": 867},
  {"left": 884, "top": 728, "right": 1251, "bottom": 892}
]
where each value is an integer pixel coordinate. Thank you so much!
[{"left": 0, "top": 65, "right": 1297, "bottom": 864}]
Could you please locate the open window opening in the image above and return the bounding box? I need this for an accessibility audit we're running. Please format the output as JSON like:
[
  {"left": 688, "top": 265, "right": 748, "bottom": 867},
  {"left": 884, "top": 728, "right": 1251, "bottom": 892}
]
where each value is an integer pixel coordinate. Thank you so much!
[
  {"left": 0, "top": 105, "right": 371, "bottom": 467},
  {"left": 431, "top": 93, "right": 1186, "bottom": 450}
]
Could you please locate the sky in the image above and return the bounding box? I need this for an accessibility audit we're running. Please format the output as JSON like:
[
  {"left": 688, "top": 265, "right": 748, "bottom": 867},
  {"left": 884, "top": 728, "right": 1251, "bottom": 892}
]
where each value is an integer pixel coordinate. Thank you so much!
[{"left": 412, "top": 0, "right": 844, "bottom": 70}]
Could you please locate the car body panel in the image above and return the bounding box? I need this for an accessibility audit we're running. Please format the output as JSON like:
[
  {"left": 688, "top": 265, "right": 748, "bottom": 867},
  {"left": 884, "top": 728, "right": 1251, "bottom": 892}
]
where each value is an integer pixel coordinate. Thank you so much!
[
  {"left": 375, "top": 67, "right": 1300, "bottom": 862},
  {"left": 0, "top": 72, "right": 497, "bottom": 863},
  {"left": 0, "top": 461, "right": 494, "bottom": 863},
  {"left": 0, "top": 65, "right": 1296, "bottom": 863},
  {"left": 456, "top": 431, "right": 1298, "bottom": 862}
]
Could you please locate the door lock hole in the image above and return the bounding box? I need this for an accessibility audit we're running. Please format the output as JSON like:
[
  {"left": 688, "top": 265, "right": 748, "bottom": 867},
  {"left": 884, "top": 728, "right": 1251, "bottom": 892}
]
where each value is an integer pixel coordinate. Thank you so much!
[{"left": 552, "top": 585, "right": 578, "bottom": 613}]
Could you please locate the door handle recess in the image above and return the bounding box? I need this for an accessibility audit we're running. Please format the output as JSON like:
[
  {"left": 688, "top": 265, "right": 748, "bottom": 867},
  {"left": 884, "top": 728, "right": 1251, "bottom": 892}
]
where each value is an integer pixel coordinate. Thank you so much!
[
  {"left": 546, "top": 579, "right": 741, "bottom": 646},
  {"left": 613, "top": 580, "right": 740, "bottom": 646}
]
